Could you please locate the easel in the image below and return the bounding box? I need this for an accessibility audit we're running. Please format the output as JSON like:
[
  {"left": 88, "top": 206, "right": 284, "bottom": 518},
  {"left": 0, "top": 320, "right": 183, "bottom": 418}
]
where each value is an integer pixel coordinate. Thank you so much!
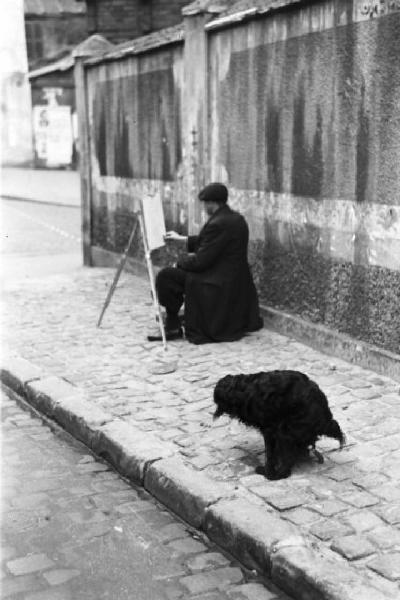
[
  {"left": 96, "top": 205, "right": 168, "bottom": 352},
  {"left": 138, "top": 209, "right": 168, "bottom": 351}
]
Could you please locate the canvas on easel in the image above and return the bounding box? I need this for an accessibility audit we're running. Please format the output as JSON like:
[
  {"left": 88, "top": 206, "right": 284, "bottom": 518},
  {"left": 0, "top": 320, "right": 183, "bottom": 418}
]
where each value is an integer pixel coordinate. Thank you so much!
[
  {"left": 139, "top": 194, "right": 168, "bottom": 349},
  {"left": 140, "top": 193, "right": 166, "bottom": 251}
]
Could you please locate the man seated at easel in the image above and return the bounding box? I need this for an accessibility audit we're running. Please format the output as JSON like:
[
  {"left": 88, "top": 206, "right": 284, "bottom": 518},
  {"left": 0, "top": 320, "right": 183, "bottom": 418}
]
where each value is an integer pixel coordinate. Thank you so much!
[{"left": 147, "top": 182, "right": 263, "bottom": 344}]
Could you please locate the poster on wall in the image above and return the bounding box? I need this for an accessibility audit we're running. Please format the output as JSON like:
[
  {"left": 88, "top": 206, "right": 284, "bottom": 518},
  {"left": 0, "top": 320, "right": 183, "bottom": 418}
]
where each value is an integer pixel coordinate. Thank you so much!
[{"left": 33, "top": 105, "right": 73, "bottom": 167}]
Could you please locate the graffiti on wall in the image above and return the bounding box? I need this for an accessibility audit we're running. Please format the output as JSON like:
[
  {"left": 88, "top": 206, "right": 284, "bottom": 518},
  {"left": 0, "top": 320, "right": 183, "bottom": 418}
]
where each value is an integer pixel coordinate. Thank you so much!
[{"left": 356, "top": 0, "right": 400, "bottom": 18}]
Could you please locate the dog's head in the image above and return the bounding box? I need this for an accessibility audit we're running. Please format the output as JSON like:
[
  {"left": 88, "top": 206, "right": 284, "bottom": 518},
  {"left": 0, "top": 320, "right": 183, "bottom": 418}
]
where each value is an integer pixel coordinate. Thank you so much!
[{"left": 213, "top": 375, "right": 235, "bottom": 420}]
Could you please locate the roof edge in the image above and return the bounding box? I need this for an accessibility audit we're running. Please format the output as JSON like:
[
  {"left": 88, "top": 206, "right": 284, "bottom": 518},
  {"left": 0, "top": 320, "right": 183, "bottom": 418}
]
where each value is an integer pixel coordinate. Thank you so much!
[
  {"left": 205, "top": 0, "right": 306, "bottom": 31},
  {"left": 182, "top": 0, "right": 232, "bottom": 16},
  {"left": 28, "top": 55, "right": 74, "bottom": 79},
  {"left": 83, "top": 25, "right": 184, "bottom": 67}
]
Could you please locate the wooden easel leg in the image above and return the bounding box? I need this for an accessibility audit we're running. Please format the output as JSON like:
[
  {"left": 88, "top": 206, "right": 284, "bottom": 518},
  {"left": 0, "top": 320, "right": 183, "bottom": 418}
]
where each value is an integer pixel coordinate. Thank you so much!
[
  {"left": 138, "top": 211, "right": 168, "bottom": 351},
  {"left": 97, "top": 217, "right": 139, "bottom": 327}
]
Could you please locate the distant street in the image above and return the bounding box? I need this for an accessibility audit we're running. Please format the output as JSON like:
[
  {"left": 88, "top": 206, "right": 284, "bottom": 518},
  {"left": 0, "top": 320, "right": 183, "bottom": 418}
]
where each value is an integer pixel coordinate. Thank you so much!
[
  {"left": 1, "top": 168, "right": 81, "bottom": 208},
  {"left": 1, "top": 196, "right": 82, "bottom": 286}
]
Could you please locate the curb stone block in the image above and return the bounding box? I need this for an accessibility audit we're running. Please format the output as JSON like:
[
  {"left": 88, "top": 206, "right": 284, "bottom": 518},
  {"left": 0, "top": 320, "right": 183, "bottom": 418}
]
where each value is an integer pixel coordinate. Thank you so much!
[
  {"left": 203, "top": 498, "right": 298, "bottom": 574},
  {"left": 271, "top": 545, "right": 398, "bottom": 600},
  {"left": 52, "top": 396, "right": 112, "bottom": 447},
  {"left": 25, "top": 376, "right": 85, "bottom": 417},
  {"left": 0, "top": 356, "right": 42, "bottom": 395},
  {"left": 145, "top": 457, "right": 234, "bottom": 528},
  {"left": 92, "top": 420, "right": 177, "bottom": 484}
]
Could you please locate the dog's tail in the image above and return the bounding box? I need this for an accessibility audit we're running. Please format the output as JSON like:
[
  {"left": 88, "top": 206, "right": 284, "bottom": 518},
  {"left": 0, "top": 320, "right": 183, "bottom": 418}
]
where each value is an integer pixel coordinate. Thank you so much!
[{"left": 324, "top": 419, "right": 346, "bottom": 448}]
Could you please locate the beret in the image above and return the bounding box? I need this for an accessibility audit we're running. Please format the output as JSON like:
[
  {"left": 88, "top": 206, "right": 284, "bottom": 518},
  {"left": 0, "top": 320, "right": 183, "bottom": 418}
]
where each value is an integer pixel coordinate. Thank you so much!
[{"left": 198, "top": 182, "right": 228, "bottom": 204}]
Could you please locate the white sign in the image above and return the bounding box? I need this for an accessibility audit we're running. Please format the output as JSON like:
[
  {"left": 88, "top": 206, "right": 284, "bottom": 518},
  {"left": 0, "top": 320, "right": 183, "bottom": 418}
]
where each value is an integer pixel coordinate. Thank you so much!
[
  {"left": 141, "top": 194, "right": 166, "bottom": 251},
  {"left": 33, "top": 105, "right": 73, "bottom": 166}
]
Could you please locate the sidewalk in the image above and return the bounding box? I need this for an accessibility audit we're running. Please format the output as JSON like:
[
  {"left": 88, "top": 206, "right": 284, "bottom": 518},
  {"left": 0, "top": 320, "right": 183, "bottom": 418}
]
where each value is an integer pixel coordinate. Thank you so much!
[
  {"left": 0, "top": 167, "right": 81, "bottom": 207},
  {"left": 2, "top": 266, "right": 400, "bottom": 599}
]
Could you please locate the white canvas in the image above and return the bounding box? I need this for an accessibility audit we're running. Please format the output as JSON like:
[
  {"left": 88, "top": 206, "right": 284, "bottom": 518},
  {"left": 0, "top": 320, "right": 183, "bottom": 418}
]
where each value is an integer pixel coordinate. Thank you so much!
[{"left": 141, "top": 194, "right": 166, "bottom": 251}]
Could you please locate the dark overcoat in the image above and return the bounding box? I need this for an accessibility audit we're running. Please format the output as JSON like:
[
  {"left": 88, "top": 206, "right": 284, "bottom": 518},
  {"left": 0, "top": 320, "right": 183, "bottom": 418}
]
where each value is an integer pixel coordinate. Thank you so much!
[{"left": 177, "top": 204, "right": 263, "bottom": 344}]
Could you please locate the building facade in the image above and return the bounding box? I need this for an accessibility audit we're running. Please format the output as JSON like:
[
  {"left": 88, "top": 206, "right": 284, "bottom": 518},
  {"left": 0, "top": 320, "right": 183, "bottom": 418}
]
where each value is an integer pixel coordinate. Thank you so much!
[
  {"left": 24, "top": 0, "right": 88, "bottom": 69},
  {"left": 84, "top": 0, "right": 193, "bottom": 43},
  {"left": 1, "top": 0, "right": 33, "bottom": 165}
]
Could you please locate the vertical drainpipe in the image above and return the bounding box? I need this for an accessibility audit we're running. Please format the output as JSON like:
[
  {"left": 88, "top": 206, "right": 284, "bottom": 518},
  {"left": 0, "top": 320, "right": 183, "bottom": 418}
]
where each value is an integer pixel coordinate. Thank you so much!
[
  {"left": 182, "top": 3, "right": 223, "bottom": 234},
  {"left": 72, "top": 35, "right": 114, "bottom": 266}
]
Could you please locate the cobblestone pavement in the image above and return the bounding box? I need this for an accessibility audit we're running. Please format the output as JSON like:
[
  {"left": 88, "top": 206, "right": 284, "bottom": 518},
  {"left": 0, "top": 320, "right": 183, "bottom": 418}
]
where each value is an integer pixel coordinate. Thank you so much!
[
  {"left": 2, "top": 268, "right": 400, "bottom": 595},
  {"left": 2, "top": 386, "right": 290, "bottom": 600}
]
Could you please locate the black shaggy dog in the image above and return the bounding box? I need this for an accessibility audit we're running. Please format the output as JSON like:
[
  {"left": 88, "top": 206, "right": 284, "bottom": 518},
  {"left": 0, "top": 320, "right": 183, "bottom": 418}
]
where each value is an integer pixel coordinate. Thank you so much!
[{"left": 213, "top": 370, "right": 345, "bottom": 480}]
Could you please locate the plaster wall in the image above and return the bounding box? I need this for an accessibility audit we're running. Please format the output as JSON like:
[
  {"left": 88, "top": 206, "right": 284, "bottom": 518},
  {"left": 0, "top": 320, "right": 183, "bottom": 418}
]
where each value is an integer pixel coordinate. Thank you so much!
[
  {"left": 208, "top": 1, "right": 400, "bottom": 353},
  {"left": 86, "top": 45, "right": 185, "bottom": 259}
]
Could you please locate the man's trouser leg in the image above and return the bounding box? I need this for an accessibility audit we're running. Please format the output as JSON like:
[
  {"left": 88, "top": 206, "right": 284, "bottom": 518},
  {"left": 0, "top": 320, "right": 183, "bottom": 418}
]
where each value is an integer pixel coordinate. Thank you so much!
[{"left": 155, "top": 266, "right": 187, "bottom": 330}]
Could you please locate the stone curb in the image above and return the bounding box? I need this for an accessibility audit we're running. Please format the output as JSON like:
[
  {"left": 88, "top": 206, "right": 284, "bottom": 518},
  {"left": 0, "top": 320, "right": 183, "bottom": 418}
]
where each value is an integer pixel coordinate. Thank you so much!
[
  {"left": 144, "top": 457, "right": 235, "bottom": 529},
  {"left": 0, "top": 355, "right": 43, "bottom": 396},
  {"left": 92, "top": 420, "right": 176, "bottom": 484},
  {"left": 1, "top": 356, "right": 397, "bottom": 600}
]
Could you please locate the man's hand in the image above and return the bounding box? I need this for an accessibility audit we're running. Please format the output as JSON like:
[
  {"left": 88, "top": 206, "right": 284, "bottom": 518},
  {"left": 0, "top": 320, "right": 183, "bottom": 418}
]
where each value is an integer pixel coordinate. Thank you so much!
[{"left": 164, "top": 231, "right": 188, "bottom": 243}]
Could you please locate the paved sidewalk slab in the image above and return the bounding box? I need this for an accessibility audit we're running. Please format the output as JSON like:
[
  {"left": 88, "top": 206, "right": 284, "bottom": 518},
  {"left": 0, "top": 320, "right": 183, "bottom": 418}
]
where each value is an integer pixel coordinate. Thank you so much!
[{"left": 2, "top": 267, "right": 400, "bottom": 599}]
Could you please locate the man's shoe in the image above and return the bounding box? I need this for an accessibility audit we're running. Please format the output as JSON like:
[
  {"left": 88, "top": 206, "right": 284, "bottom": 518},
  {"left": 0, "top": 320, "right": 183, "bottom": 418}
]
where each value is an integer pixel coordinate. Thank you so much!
[{"left": 147, "top": 327, "right": 183, "bottom": 342}]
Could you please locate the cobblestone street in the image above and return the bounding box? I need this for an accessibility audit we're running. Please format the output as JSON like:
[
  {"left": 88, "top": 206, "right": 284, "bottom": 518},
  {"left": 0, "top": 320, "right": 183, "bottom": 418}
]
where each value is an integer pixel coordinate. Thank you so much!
[
  {"left": 2, "top": 386, "right": 289, "bottom": 600},
  {"left": 2, "top": 267, "right": 400, "bottom": 597}
]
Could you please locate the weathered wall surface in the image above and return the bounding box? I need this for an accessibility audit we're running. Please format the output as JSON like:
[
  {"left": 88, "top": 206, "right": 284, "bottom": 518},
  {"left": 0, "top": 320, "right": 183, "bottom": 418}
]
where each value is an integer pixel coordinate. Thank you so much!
[
  {"left": 86, "top": 42, "right": 185, "bottom": 259},
  {"left": 208, "top": 1, "right": 400, "bottom": 354}
]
